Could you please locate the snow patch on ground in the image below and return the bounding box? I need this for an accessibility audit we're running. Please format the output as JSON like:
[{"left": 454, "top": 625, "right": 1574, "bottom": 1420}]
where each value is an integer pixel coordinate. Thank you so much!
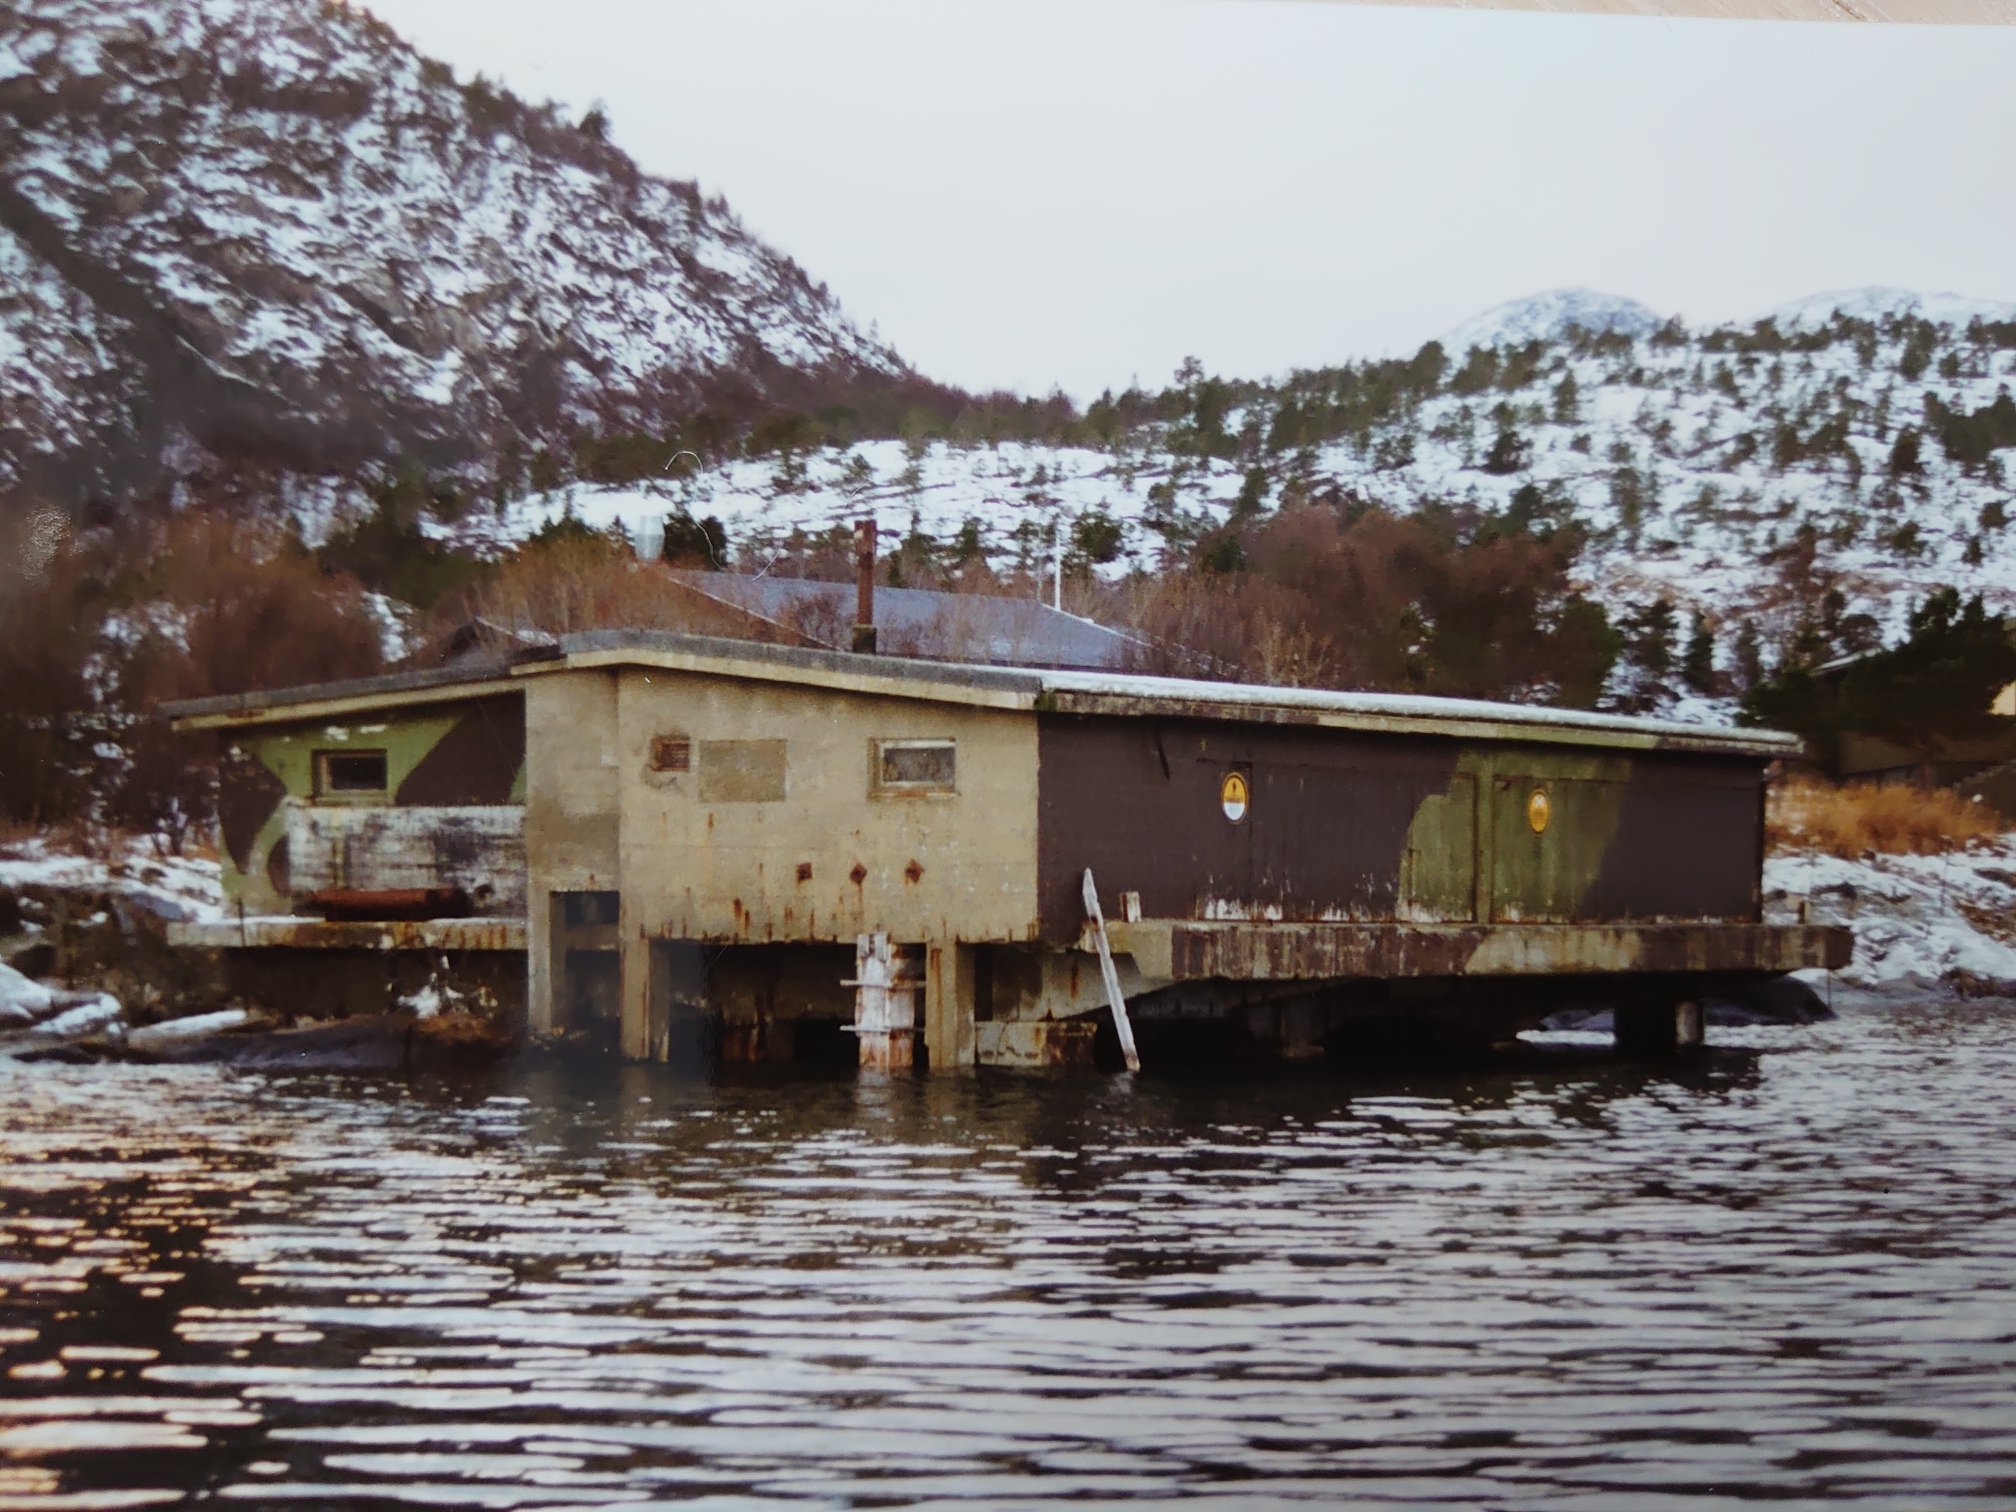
[
  {"left": 1766, "top": 840, "right": 2016, "bottom": 991},
  {"left": 0, "top": 962, "right": 122, "bottom": 1056},
  {"left": 0, "top": 838, "right": 224, "bottom": 925}
]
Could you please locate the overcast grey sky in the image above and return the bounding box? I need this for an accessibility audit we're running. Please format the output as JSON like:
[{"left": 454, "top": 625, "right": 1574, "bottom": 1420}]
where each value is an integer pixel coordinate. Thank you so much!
[{"left": 362, "top": 0, "right": 2016, "bottom": 398}]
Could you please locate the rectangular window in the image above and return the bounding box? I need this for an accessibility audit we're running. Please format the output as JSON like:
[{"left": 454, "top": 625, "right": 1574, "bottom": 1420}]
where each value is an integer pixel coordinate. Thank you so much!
[
  {"left": 650, "top": 734, "right": 692, "bottom": 773},
  {"left": 875, "top": 738, "right": 956, "bottom": 794},
  {"left": 315, "top": 749, "right": 388, "bottom": 796}
]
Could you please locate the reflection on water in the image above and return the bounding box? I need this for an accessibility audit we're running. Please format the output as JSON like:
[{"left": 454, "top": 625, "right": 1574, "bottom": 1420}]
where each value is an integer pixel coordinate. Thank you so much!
[{"left": 6, "top": 997, "right": 2016, "bottom": 1509}]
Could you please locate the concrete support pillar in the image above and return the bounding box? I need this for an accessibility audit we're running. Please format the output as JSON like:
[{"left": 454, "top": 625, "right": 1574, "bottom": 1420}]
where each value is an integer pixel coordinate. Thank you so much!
[
  {"left": 528, "top": 890, "right": 556, "bottom": 1039},
  {"left": 1615, "top": 997, "right": 1705, "bottom": 1057},
  {"left": 619, "top": 910, "right": 652, "bottom": 1061},
  {"left": 924, "top": 939, "right": 977, "bottom": 1073}
]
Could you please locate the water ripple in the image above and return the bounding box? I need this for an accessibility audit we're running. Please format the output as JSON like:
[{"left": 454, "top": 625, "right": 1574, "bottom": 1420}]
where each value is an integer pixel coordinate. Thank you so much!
[{"left": 4, "top": 997, "right": 2016, "bottom": 1506}]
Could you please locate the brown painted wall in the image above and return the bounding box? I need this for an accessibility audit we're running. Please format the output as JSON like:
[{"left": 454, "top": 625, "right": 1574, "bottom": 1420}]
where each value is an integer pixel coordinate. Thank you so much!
[
  {"left": 1035, "top": 718, "right": 1463, "bottom": 937},
  {"left": 1035, "top": 715, "right": 1765, "bottom": 940}
]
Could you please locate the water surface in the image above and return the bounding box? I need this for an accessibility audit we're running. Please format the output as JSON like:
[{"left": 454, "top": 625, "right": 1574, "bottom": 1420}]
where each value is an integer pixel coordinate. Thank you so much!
[{"left": 5, "top": 995, "right": 2016, "bottom": 1509}]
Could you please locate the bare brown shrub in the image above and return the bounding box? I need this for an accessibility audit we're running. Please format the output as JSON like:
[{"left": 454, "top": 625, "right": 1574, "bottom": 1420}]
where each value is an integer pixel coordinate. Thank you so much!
[
  {"left": 448, "top": 533, "right": 812, "bottom": 647},
  {"left": 0, "top": 505, "right": 388, "bottom": 839},
  {"left": 1105, "top": 504, "right": 1613, "bottom": 700},
  {"left": 1766, "top": 777, "right": 2004, "bottom": 858},
  {"left": 0, "top": 507, "right": 100, "bottom": 822}
]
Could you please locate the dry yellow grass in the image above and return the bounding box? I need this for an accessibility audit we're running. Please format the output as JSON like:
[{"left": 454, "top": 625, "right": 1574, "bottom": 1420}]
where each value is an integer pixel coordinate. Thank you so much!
[{"left": 1767, "top": 778, "right": 2005, "bottom": 858}]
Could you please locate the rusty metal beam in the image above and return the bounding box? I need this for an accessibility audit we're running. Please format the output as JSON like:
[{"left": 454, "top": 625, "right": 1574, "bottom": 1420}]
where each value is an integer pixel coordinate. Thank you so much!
[{"left": 1106, "top": 918, "right": 1849, "bottom": 981}]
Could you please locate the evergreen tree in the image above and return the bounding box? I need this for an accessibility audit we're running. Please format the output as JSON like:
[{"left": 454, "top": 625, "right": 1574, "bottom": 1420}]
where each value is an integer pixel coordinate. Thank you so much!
[
  {"left": 951, "top": 517, "right": 986, "bottom": 567},
  {"left": 1733, "top": 621, "right": 1764, "bottom": 692},
  {"left": 1481, "top": 427, "right": 1529, "bottom": 476},
  {"left": 1232, "top": 465, "right": 1271, "bottom": 520},
  {"left": 1623, "top": 597, "right": 1677, "bottom": 680},
  {"left": 1072, "top": 509, "right": 1125, "bottom": 565},
  {"left": 661, "top": 510, "right": 729, "bottom": 568},
  {"left": 1551, "top": 370, "right": 1579, "bottom": 424},
  {"left": 1887, "top": 426, "right": 1923, "bottom": 479},
  {"left": 1681, "top": 612, "right": 1716, "bottom": 694}
]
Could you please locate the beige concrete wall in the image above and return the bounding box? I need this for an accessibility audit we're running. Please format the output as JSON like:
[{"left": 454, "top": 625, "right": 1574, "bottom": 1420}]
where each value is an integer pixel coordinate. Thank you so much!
[
  {"left": 524, "top": 670, "right": 621, "bottom": 1036},
  {"left": 610, "top": 666, "right": 1042, "bottom": 946}
]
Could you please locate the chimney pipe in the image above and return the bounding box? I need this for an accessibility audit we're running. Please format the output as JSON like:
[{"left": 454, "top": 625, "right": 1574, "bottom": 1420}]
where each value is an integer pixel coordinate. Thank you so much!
[{"left": 852, "top": 517, "right": 877, "bottom": 654}]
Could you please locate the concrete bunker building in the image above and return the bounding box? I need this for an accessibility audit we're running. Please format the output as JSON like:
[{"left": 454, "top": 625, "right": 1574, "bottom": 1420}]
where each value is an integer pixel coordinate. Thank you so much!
[{"left": 165, "top": 621, "right": 1849, "bottom": 1068}]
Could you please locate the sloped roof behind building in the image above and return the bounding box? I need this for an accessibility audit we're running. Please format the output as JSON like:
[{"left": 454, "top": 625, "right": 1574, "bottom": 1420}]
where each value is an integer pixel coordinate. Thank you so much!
[{"left": 667, "top": 571, "right": 1141, "bottom": 671}]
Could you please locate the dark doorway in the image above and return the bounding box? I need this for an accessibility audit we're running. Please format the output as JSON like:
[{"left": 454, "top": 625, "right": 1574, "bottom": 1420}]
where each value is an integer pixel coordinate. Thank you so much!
[{"left": 551, "top": 890, "right": 620, "bottom": 1048}]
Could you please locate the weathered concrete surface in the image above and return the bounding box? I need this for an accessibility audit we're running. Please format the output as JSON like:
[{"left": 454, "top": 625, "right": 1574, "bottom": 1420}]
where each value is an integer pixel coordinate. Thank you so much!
[
  {"left": 524, "top": 670, "right": 621, "bottom": 1039},
  {"left": 976, "top": 1019, "right": 1099, "bottom": 1069},
  {"left": 924, "top": 938, "right": 978, "bottom": 1071},
  {"left": 286, "top": 805, "right": 526, "bottom": 916},
  {"left": 1107, "top": 920, "right": 1851, "bottom": 982},
  {"left": 605, "top": 665, "right": 1040, "bottom": 946},
  {"left": 601, "top": 664, "right": 1040, "bottom": 1059}
]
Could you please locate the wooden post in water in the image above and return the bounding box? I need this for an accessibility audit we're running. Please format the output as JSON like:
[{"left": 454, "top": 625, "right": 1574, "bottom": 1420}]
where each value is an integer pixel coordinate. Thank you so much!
[{"left": 1082, "top": 869, "right": 1141, "bottom": 1073}]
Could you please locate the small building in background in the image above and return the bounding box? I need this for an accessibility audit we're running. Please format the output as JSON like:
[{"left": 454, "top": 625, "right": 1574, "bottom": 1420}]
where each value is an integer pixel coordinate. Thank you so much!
[
  {"left": 662, "top": 572, "right": 1145, "bottom": 671},
  {"left": 1811, "top": 651, "right": 2016, "bottom": 800}
]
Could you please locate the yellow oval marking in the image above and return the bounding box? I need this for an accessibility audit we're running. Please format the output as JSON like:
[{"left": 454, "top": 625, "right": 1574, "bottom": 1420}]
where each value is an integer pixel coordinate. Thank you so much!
[
  {"left": 1220, "top": 771, "right": 1250, "bottom": 824},
  {"left": 1527, "top": 787, "right": 1552, "bottom": 834}
]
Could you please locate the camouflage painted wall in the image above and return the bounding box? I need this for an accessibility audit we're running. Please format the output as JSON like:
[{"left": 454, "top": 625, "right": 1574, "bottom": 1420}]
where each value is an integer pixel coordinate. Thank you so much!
[
  {"left": 1036, "top": 716, "right": 1763, "bottom": 940},
  {"left": 214, "top": 693, "right": 526, "bottom": 914}
]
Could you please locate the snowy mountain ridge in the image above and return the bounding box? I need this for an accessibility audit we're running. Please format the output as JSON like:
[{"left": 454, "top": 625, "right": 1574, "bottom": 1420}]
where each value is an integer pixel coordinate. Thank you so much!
[
  {"left": 0, "top": 0, "right": 912, "bottom": 501},
  {"left": 435, "top": 285, "right": 2016, "bottom": 715},
  {"left": 1763, "top": 287, "right": 2016, "bottom": 334},
  {"left": 1439, "top": 289, "right": 1666, "bottom": 353}
]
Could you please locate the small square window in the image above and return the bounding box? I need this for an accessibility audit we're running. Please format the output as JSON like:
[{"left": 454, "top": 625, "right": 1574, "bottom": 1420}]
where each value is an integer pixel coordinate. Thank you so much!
[
  {"left": 650, "top": 735, "right": 692, "bottom": 773},
  {"left": 315, "top": 749, "right": 388, "bottom": 796},
  {"left": 875, "top": 739, "right": 956, "bottom": 794}
]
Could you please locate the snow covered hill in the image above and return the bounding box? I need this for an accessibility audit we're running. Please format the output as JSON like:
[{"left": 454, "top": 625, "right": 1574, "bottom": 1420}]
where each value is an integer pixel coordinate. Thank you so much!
[
  {"left": 428, "top": 287, "right": 2016, "bottom": 712},
  {"left": 0, "top": 0, "right": 910, "bottom": 499},
  {"left": 2, "top": 0, "right": 2010, "bottom": 719},
  {"left": 1440, "top": 289, "right": 1665, "bottom": 352},
  {"left": 1765, "top": 287, "right": 2016, "bottom": 334}
]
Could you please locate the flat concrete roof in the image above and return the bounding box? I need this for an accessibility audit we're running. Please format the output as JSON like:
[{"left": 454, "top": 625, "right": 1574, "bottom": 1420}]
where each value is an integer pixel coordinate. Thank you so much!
[
  {"left": 165, "top": 630, "right": 1798, "bottom": 756},
  {"left": 162, "top": 653, "right": 522, "bottom": 725}
]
